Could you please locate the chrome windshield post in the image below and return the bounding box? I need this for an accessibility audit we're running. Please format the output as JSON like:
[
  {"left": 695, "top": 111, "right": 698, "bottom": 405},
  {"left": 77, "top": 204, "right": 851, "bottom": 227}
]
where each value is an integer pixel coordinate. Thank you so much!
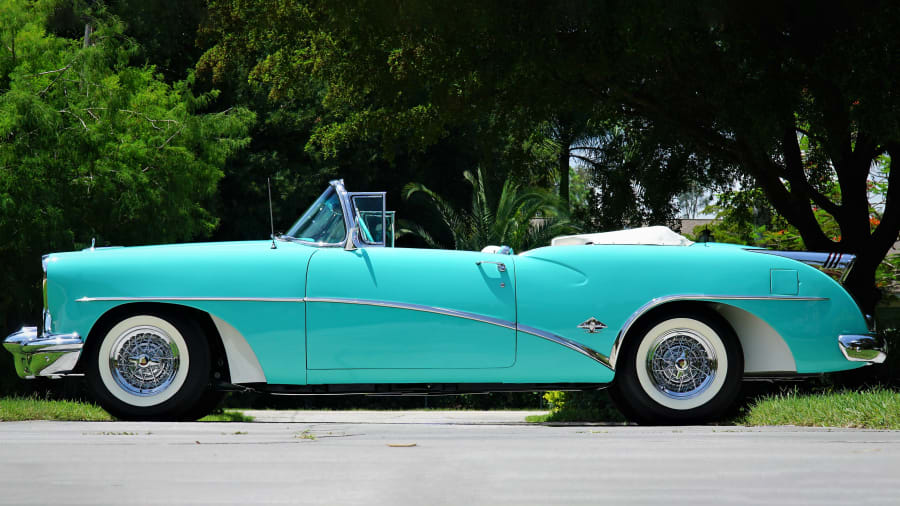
[{"left": 345, "top": 226, "right": 359, "bottom": 251}]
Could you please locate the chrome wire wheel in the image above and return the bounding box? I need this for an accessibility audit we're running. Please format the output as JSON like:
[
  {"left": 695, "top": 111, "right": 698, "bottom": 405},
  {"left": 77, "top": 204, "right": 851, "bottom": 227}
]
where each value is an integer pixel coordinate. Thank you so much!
[
  {"left": 646, "top": 329, "right": 717, "bottom": 399},
  {"left": 634, "top": 317, "right": 730, "bottom": 411},
  {"left": 109, "top": 326, "right": 181, "bottom": 397},
  {"left": 96, "top": 315, "right": 191, "bottom": 408}
]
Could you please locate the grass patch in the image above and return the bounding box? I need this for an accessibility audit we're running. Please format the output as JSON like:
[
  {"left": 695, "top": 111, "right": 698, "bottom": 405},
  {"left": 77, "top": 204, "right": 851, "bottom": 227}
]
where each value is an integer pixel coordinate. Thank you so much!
[
  {"left": 199, "top": 410, "right": 255, "bottom": 422},
  {"left": 740, "top": 388, "right": 900, "bottom": 429},
  {"left": 528, "top": 390, "right": 626, "bottom": 423},
  {"left": 526, "top": 407, "right": 625, "bottom": 423},
  {"left": 0, "top": 396, "right": 112, "bottom": 422}
]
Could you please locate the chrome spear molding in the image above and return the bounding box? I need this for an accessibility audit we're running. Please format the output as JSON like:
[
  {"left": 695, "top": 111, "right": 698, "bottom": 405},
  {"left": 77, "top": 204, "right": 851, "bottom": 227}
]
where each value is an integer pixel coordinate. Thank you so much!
[{"left": 748, "top": 249, "right": 856, "bottom": 271}]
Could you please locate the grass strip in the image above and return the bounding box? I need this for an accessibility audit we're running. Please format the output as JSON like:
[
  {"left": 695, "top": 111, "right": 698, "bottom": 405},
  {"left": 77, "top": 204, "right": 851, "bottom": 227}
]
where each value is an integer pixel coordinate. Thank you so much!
[
  {"left": 740, "top": 388, "right": 900, "bottom": 429},
  {"left": 199, "top": 410, "right": 255, "bottom": 422},
  {"left": 0, "top": 396, "right": 112, "bottom": 422}
]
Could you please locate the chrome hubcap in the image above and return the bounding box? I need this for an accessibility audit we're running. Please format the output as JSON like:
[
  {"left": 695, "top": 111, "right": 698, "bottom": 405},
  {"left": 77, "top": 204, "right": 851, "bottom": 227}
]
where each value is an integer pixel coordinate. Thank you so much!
[
  {"left": 109, "top": 326, "right": 180, "bottom": 396},
  {"left": 646, "top": 329, "right": 717, "bottom": 399}
]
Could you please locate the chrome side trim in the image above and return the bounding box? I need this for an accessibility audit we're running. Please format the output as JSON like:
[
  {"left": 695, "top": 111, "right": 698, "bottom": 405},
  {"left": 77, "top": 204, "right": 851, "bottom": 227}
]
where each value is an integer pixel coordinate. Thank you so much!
[
  {"left": 748, "top": 249, "right": 856, "bottom": 271},
  {"left": 838, "top": 334, "right": 887, "bottom": 364},
  {"left": 305, "top": 297, "right": 517, "bottom": 330},
  {"left": 517, "top": 324, "right": 612, "bottom": 370},
  {"left": 77, "top": 296, "right": 306, "bottom": 303},
  {"left": 306, "top": 297, "right": 613, "bottom": 370},
  {"left": 608, "top": 294, "right": 829, "bottom": 368},
  {"left": 3, "top": 327, "right": 83, "bottom": 378}
]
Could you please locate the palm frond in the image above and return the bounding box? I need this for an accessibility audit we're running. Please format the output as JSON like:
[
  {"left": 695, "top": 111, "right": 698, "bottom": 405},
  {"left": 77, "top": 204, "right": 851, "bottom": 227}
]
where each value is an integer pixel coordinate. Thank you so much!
[
  {"left": 402, "top": 170, "right": 577, "bottom": 252},
  {"left": 396, "top": 219, "right": 447, "bottom": 249}
]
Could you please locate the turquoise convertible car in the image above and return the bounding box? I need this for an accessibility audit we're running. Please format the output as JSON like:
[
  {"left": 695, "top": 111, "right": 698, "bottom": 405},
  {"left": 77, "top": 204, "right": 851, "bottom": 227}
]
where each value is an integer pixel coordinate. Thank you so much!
[{"left": 3, "top": 180, "right": 887, "bottom": 423}]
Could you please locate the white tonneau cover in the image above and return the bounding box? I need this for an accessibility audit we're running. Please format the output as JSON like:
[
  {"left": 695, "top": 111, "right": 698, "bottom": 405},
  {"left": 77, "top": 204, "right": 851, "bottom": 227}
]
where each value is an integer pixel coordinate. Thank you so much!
[{"left": 551, "top": 226, "right": 694, "bottom": 247}]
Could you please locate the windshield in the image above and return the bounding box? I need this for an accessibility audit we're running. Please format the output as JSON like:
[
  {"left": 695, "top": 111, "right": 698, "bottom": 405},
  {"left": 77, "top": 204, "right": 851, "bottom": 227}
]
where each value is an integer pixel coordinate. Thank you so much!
[{"left": 284, "top": 186, "right": 346, "bottom": 244}]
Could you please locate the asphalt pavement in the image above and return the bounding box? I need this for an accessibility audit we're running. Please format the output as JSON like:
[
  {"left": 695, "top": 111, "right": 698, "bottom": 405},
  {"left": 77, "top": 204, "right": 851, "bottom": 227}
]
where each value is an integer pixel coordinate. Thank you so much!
[{"left": 1, "top": 410, "right": 898, "bottom": 505}]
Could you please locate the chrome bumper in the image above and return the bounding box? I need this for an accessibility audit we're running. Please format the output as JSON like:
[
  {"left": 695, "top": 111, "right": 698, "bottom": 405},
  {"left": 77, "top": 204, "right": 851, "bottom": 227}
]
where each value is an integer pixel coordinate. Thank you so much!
[
  {"left": 3, "top": 326, "right": 83, "bottom": 378},
  {"left": 838, "top": 334, "right": 887, "bottom": 364}
]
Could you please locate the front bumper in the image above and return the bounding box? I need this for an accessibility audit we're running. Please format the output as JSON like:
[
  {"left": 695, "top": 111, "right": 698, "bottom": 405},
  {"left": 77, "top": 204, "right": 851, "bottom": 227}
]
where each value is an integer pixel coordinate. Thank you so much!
[
  {"left": 838, "top": 334, "right": 887, "bottom": 364},
  {"left": 3, "top": 327, "right": 83, "bottom": 378}
]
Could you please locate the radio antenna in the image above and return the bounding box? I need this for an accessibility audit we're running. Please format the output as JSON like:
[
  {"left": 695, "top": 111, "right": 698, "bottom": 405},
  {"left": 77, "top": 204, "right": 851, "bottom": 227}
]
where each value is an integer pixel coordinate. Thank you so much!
[{"left": 268, "top": 177, "right": 277, "bottom": 249}]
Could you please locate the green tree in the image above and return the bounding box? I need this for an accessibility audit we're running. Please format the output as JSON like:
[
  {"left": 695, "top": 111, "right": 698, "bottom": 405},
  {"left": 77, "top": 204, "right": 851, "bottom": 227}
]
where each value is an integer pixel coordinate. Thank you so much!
[
  {"left": 201, "top": 0, "right": 900, "bottom": 310},
  {"left": 402, "top": 168, "right": 576, "bottom": 252},
  {"left": 699, "top": 173, "right": 899, "bottom": 298},
  {"left": 0, "top": 1, "right": 254, "bottom": 331}
]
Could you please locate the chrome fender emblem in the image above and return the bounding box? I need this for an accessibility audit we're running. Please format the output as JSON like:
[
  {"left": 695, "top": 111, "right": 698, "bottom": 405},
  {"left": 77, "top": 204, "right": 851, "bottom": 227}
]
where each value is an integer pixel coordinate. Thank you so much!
[{"left": 577, "top": 317, "right": 607, "bottom": 333}]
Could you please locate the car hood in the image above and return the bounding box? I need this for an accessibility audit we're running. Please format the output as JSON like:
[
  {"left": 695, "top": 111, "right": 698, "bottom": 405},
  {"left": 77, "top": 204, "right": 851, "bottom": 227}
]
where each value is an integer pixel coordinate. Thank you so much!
[{"left": 45, "top": 240, "right": 316, "bottom": 304}]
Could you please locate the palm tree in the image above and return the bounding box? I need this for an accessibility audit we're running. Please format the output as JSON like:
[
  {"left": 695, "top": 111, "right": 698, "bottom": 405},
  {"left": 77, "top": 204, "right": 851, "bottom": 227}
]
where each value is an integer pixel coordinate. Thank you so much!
[{"left": 401, "top": 168, "right": 578, "bottom": 252}]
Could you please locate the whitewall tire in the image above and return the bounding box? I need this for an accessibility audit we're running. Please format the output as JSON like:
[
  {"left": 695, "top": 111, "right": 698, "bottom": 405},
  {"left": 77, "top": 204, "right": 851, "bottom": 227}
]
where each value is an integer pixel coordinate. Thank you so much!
[
  {"left": 610, "top": 308, "right": 742, "bottom": 425},
  {"left": 86, "top": 310, "right": 213, "bottom": 420}
]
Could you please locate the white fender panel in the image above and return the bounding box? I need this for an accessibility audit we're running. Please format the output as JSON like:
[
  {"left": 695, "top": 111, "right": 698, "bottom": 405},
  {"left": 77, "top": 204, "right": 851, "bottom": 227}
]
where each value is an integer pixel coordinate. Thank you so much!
[
  {"left": 211, "top": 314, "right": 267, "bottom": 384},
  {"left": 714, "top": 304, "right": 797, "bottom": 374}
]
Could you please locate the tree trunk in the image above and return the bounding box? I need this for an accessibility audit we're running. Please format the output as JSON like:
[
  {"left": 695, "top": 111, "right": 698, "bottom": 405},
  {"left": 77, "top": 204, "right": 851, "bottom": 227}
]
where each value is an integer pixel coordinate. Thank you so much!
[
  {"left": 734, "top": 133, "right": 900, "bottom": 313},
  {"left": 558, "top": 143, "right": 569, "bottom": 210},
  {"left": 83, "top": 23, "right": 92, "bottom": 48}
]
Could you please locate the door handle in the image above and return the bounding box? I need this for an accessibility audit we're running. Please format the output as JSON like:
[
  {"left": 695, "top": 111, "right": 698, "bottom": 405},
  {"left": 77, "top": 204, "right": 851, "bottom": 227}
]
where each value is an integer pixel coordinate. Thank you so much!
[{"left": 476, "top": 260, "right": 506, "bottom": 273}]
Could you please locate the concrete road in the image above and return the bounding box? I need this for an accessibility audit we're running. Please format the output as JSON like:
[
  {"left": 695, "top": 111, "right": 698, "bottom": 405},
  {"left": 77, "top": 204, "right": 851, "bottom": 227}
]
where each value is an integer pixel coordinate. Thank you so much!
[{"left": 1, "top": 411, "right": 899, "bottom": 506}]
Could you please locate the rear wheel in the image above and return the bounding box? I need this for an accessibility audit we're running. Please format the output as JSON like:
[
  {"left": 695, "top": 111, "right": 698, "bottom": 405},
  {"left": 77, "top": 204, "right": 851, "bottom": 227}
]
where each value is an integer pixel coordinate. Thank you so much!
[
  {"left": 610, "top": 309, "right": 742, "bottom": 425},
  {"left": 85, "top": 311, "right": 216, "bottom": 421}
]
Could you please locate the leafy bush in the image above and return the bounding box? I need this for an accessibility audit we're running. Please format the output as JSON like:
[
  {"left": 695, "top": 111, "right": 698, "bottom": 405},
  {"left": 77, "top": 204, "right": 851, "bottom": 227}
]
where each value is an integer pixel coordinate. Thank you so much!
[{"left": 537, "top": 390, "right": 625, "bottom": 423}]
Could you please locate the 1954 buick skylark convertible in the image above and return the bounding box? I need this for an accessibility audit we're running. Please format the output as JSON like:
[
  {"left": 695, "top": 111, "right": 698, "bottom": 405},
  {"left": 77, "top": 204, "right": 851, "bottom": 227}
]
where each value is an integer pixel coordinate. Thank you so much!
[{"left": 3, "top": 180, "right": 887, "bottom": 423}]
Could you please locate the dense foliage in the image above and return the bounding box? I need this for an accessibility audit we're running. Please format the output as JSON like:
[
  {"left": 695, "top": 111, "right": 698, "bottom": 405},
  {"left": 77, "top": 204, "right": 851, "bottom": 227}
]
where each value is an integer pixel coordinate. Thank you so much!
[
  {"left": 0, "top": 0, "right": 253, "bottom": 333},
  {"left": 401, "top": 168, "right": 577, "bottom": 252},
  {"left": 1, "top": 1, "right": 898, "bottom": 403},
  {"left": 200, "top": 0, "right": 900, "bottom": 310}
]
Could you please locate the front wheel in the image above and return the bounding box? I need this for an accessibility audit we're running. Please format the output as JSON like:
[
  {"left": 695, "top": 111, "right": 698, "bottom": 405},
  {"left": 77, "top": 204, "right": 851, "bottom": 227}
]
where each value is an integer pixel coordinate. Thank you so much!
[
  {"left": 85, "top": 312, "right": 215, "bottom": 421},
  {"left": 610, "top": 309, "right": 743, "bottom": 425}
]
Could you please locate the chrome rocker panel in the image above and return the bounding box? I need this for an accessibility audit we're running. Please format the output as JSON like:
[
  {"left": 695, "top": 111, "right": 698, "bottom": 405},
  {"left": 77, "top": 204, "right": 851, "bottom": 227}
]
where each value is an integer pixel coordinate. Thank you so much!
[
  {"left": 838, "top": 334, "right": 887, "bottom": 364},
  {"left": 3, "top": 326, "right": 83, "bottom": 378}
]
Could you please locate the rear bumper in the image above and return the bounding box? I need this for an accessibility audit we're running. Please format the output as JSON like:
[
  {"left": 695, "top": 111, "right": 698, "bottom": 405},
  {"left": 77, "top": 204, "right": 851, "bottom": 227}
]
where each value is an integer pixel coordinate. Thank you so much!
[
  {"left": 838, "top": 334, "right": 887, "bottom": 364},
  {"left": 3, "top": 326, "right": 82, "bottom": 378}
]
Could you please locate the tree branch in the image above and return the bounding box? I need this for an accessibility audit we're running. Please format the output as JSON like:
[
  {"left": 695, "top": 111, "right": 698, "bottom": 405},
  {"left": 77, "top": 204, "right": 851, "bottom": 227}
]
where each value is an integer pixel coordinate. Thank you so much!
[
  {"left": 872, "top": 143, "right": 900, "bottom": 253},
  {"left": 35, "top": 56, "right": 79, "bottom": 96},
  {"left": 781, "top": 127, "right": 841, "bottom": 217},
  {"left": 157, "top": 125, "right": 185, "bottom": 150},
  {"left": 117, "top": 109, "right": 179, "bottom": 130},
  {"left": 734, "top": 135, "right": 835, "bottom": 250},
  {"left": 58, "top": 109, "right": 87, "bottom": 130},
  {"left": 26, "top": 65, "right": 72, "bottom": 78}
]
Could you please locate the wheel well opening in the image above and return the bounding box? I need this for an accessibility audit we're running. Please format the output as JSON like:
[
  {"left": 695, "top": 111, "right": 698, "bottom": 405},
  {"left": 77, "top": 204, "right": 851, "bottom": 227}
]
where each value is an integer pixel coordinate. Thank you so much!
[
  {"left": 614, "top": 300, "right": 797, "bottom": 375},
  {"left": 614, "top": 300, "right": 741, "bottom": 367},
  {"left": 77, "top": 302, "right": 231, "bottom": 382}
]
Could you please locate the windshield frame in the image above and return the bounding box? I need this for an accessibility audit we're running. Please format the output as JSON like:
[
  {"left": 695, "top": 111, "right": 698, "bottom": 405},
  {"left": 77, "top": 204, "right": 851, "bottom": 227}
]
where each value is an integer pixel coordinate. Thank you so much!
[{"left": 281, "top": 180, "right": 355, "bottom": 247}]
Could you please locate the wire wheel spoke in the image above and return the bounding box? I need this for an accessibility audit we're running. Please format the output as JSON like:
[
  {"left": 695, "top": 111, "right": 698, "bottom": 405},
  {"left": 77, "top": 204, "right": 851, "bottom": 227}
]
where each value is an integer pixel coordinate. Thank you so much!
[
  {"left": 646, "top": 329, "right": 718, "bottom": 399},
  {"left": 109, "top": 326, "right": 180, "bottom": 397}
]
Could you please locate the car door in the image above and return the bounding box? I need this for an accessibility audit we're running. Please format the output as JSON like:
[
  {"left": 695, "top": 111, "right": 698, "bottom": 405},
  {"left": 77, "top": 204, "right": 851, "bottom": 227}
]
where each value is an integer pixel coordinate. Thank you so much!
[{"left": 305, "top": 246, "right": 517, "bottom": 370}]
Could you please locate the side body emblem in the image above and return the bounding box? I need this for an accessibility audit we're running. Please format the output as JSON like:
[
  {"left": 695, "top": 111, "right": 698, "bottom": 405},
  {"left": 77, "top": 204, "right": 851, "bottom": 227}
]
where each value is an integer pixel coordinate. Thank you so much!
[{"left": 577, "top": 317, "right": 607, "bottom": 333}]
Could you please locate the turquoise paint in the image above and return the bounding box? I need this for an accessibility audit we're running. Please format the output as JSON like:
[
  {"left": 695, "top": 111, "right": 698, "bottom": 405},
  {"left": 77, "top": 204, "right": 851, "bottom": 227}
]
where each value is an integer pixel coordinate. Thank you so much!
[
  {"left": 306, "top": 247, "right": 516, "bottom": 370},
  {"left": 516, "top": 243, "right": 869, "bottom": 374},
  {"left": 770, "top": 269, "right": 799, "bottom": 295},
  {"left": 307, "top": 303, "right": 516, "bottom": 369},
  {"left": 45, "top": 240, "right": 313, "bottom": 384},
  {"left": 38, "top": 235, "right": 869, "bottom": 388},
  {"left": 307, "top": 331, "right": 612, "bottom": 384}
]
